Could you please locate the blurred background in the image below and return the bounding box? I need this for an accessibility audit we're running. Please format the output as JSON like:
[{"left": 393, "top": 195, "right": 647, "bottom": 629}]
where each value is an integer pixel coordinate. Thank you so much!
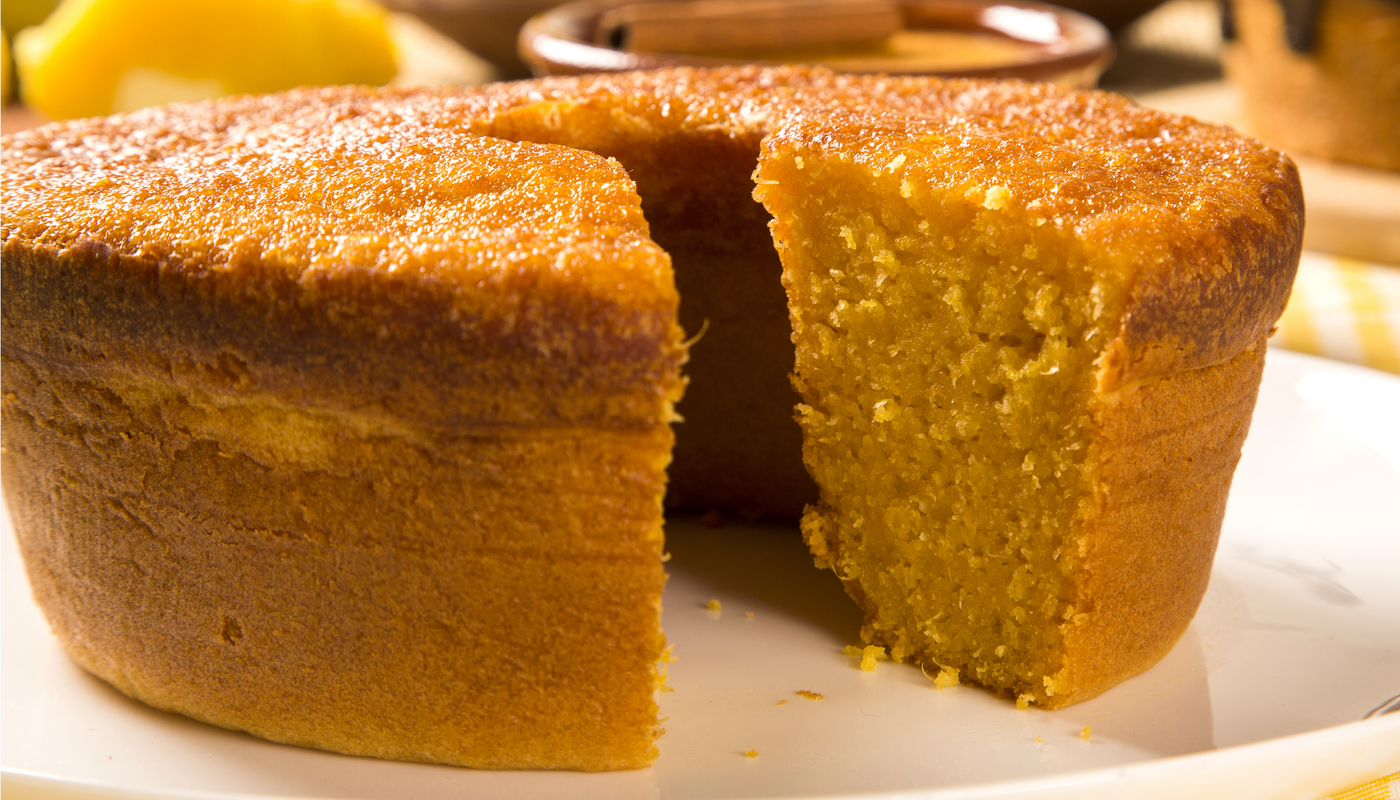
[{"left": 2, "top": 0, "right": 1397, "bottom": 374}]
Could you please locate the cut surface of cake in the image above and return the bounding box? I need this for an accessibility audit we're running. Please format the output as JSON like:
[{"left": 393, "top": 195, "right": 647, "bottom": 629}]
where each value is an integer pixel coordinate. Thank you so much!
[
  {"left": 1, "top": 66, "right": 1303, "bottom": 768},
  {"left": 755, "top": 105, "right": 1298, "bottom": 706}
]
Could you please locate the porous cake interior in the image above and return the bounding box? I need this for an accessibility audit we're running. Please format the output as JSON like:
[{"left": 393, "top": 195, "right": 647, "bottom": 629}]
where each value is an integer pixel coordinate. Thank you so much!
[{"left": 759, "top": 137, "right": 1121, "bottom": 704}]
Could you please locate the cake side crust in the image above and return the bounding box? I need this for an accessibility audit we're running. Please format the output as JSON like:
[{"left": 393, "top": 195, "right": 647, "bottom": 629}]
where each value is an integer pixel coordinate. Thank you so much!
[
  {"left": 1, "top": 354, "right": 671, "bottom": 769},
  {"left": 1043, "top": 340, "right": 1268, "bottom": 708}
]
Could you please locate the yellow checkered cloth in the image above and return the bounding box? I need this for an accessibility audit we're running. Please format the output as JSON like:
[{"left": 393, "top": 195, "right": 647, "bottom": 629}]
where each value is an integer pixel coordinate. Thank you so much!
[
  {"left": 1275, "top": 253, "right": 1400, "bottom": 375},
  {"left": 1326, "top": 772, "right": 1399, "bottom": 800},
  {"left": 1278, "top": 256, "right": 1399, "bottom": 798},
  {"left": 1278, "top": 258, "right": 1399, "bottom": 800}
]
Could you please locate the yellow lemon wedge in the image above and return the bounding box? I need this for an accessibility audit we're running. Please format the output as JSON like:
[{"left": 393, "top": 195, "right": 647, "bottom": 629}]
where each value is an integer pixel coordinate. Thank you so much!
[
  {"left": 2, "top": 0, "right": 61, "bottom": 37},
  {"left": 15, "top": 0, "right": 397, "bottom": 120}
]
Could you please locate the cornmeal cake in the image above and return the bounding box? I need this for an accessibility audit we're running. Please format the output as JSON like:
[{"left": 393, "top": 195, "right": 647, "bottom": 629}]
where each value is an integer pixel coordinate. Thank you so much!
[{"left": 1, "top": 66, "right": 1303, "bottom": 768}]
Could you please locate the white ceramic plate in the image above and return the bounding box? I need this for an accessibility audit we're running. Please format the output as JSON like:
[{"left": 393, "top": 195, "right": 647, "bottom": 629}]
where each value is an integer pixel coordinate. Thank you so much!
[{"left": 4, "top": 349, "right": 1399, "bottom": 800}]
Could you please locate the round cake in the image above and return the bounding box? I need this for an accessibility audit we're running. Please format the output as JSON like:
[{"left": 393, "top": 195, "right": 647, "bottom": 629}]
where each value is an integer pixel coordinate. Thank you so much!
[{"left": 0, "top": 66, "right": 1302, "bottom": 769}]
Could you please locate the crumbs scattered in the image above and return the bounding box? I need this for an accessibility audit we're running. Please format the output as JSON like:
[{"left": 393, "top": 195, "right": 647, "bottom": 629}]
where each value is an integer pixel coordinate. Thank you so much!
[
  {"left": 931, "top": 665, "right": 960, "bottom": 689},
  {"left": 1034, "top": 735, "right": 1045, "bottom": 744},
  {"left": 704, "top": 599, "right": 722, "bottom": 620},
  {"left": 654, "top": 646, "right": 677, "bottom": 694},
  {"left": 775, "top": 699, "right": 788, "bottom": 706},
  {"left": 796, "top": 690, "right": 824, "bottom": 701},
  {"left": 844, "top": 644, "right": 888, "bottom": 671},
  {"left": 744, "top": 749, "right": 760, "bottom": 758},
  {"left": 745, "top": 612, "right": 755, "bottom": 620},
  {"left": 1016, "top": 694, "right": 1033, "bottom": 710},
  {"left": 1080, "top": 725, "right": 1092, "bottom": 741}
]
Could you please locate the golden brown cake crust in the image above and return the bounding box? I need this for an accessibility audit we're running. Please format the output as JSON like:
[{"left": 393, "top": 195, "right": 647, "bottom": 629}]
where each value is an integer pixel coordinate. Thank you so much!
[
  {"left": 2, "top": 359, "right": 671, "bottom": 767},
  {"left": 1053, "top": 340, "right": 1269, "bottom": 707}
]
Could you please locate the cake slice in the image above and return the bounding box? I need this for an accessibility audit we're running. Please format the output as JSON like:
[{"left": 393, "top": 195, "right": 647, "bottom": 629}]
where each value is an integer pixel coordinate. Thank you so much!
[
  {"left": 755, "top": 106, "right": 1300, "bottom": 707},
  {"left": 1, "top": 100, "right": 684, "bottom": 769}
]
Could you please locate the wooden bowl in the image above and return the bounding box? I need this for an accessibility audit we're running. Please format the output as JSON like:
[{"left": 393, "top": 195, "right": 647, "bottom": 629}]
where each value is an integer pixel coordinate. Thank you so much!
[{"left": 519, "top": 0, "right": 1113, "bottom": 87}]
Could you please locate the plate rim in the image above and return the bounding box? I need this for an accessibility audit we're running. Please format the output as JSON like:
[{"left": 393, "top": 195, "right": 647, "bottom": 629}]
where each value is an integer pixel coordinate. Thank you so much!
[{"left": 4, "top": 713, "right": 1398, "bottom": 800}]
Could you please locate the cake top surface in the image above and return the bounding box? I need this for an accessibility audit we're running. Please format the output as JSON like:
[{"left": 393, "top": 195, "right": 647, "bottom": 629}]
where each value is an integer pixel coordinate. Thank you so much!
[
  {"left": 6, "top": 65, "right": 1295, "bottom": 238},
  {"left": 3, "top": 66, "right": 1301, "bottom": 382},
  {"left": 3, "top": 65, "right": 1298, "bottom": 287},
  {"left": 397, "top": 66, "right": 1298, "bottom": 234},
  {"left": 1, "top": 97, "right": 674, "bottom": 317}
]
